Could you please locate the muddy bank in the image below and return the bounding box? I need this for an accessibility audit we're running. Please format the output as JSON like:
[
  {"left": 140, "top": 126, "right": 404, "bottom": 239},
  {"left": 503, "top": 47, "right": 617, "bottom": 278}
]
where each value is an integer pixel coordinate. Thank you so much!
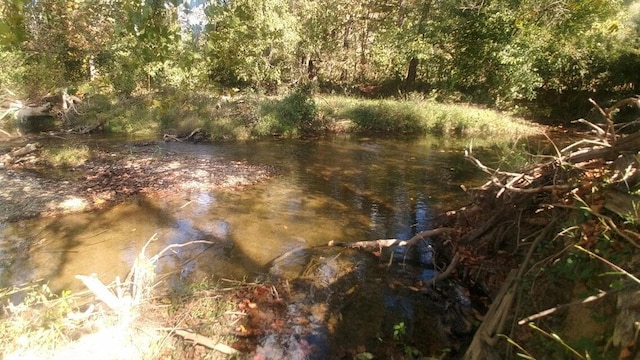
[{"left": 0, "top": 140, "right": 277, "bottom": 223}]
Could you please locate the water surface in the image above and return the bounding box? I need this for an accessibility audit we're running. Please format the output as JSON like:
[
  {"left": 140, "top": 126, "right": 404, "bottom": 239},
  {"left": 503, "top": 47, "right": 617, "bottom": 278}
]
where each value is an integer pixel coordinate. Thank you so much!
[{"left": 0, "top": 136, "right": 490, "bottom": 292}]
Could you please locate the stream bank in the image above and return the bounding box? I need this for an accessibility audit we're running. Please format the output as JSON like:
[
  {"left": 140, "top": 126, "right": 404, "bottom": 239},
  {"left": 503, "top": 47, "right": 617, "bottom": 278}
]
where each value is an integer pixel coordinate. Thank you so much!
[{"left": 447, "top": 100, "right": 640, "bottom": 359}]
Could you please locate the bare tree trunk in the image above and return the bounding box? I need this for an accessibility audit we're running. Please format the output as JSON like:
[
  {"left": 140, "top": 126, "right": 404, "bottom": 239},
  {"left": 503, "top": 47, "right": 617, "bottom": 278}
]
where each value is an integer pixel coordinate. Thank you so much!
[
  {"left": 404, "top": 57, "right": 419, "bottom": 92},
  {"left": 88, "top": 54, "right": 97, "bottom": 81}
]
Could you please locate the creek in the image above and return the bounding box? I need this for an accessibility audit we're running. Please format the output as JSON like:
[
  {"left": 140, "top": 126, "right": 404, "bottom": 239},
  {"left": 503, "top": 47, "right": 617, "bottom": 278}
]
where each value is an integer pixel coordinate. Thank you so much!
[
  {"left": 1, "top": 134, "right": 527, "bottom": 356},
  {"left": 0, "top": 135, "right": 497, "bottom": 292}
]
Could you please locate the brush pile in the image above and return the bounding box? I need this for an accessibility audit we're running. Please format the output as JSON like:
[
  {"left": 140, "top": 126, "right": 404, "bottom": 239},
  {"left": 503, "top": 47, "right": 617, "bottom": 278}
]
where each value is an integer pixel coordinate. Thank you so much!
[{"left": 449, "top": 97, "right": 640, "bottom": 359}]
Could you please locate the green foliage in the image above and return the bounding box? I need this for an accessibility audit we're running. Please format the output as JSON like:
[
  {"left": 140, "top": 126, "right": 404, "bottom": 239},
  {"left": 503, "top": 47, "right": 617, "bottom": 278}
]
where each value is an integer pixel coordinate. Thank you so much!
[
  {"left": 0, "top": 283, "right": 76, "bottom": 356},
  {"left": 204, "top": 0, "right": 300, "bottom": 91},
  {"left": 275, "top": 85, "right": 319, "bottom": 135},
  {"left": 392, "top": 321, "right": 406, "bottom": 341},
  {"left": 76, "top": 90, "right": 538, "bottom": 140},
  {"left": 348, "top": 100, "right": 424, "bottom": 134},
  {"left": 0, "top": 50, "right": 26, "bottom": 94},
  {"left": 0, "top": 0, "right": 637, "bottom": 117},
  {"left": 391, "top": 322, "right": 423, "bottom": 360},
  {"left": 324, "top": 95, "right": 539, "bottom": 136}
]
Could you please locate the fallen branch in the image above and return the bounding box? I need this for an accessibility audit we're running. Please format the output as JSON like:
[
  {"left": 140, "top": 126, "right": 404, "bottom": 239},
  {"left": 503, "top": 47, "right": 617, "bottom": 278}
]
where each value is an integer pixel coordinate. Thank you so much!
[
  {"left": 163, "top": 133, "right": 183, "bottom": 142},
  {"left": 173, "top": 329, "right": 239, "bottom": 355},
  {"left": 464, "top": 220, "right": 556, "bottom": 359},
  {"left": 566, "top": 131, "right": 640, "bottom": 163},
  {"left": 605, "top": 96, "right": 640, "bottom": 114},
  {"left": 10, "top": 142, "right": 38, "bottom": 158},
  {"left": 517, "top": 290, "right": 609, "bottom": 325},
  {"left": 464, "top": 269, "right": 518, "bottom": 360},
  {"left": 491, "top": 177, "right": 573, "bottom": 195},
  {"left": 459, "top": 212, "right": 503, "bottom": 244},
  {"left": 465, "top": 148, "right": 533, "bottom": 179},
  {"left": 329, "top": 228, "right": 460, "bottom": 287},
  {"left": 163, "top": 128, "right": 206, "bottom": 143},
  {"left": 423, "top": 251, "right": 460, "bottom": 287},
  {"left": 572, "top": 118, "right": 606, "bottom": 137},
  {"left": 328, "top": 227, "right": 457, "bottom": 249},
  {"left": 79, "top": 119, "right": 107, "bottom": 134}
]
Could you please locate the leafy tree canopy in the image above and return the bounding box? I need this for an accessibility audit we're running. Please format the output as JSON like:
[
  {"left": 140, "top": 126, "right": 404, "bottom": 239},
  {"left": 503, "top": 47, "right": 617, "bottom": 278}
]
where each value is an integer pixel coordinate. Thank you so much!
[{"left": 0, "top": 0, "right": 637, "bottom": 117}]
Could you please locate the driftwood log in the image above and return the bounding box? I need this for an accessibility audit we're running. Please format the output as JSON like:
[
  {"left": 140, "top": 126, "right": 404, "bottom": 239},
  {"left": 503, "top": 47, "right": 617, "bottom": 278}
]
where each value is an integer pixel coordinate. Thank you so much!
[
  {"left": 328, "top": 228, "right": 460, "bottom": 286},
  {"left": 16, "top": 103, "right": 54, "bottom": 121}
]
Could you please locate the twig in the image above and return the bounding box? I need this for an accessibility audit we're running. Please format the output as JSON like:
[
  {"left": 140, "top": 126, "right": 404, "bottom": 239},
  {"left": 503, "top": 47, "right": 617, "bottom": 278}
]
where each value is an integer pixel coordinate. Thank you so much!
[
  {"left": 459, "top": 211, "right": 503, "bottom": 244},
  {"left": 575, "top": 245, "right": 640, "bottom": 284},
  {"left": 528, "top": 322, "right": 585, "bottom": 359},
  {"left": 572, "top": 194, "right": 640, "bottom": 249},
  {"left": 150, "top": 240, "right": 216, "bottom": 263},
  {"left": 616, "top": 118, "right": 640, "bottom": 132},
  {"left": 423, "top": 252, "right": 460, "bottom": 287},
  {"left": 589, "top": 98, "right": 615, "bottom": 140},
  {"left": 602, "top": 216, "right": 640, "bottom": 249},
  {"left": 173, "top": 329, "right": 239, "bottom": 355},
  {"left": 518, "top": 290, "right": 608, "bottom": 325},
  {"left": 465, "top": 149, "right": 531, "bottom": 178},
  {"left": 572, "top": 118, "right": 606, "bottom": 137},
  {"left": 560, "top": 139, "right": 609, "bottom": 154}
]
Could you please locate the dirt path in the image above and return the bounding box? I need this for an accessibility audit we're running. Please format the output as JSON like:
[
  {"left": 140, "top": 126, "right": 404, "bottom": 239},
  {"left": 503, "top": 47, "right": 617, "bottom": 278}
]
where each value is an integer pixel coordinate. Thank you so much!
[{"left": 0, "top": 141, "right": 277, "bottom": 223}]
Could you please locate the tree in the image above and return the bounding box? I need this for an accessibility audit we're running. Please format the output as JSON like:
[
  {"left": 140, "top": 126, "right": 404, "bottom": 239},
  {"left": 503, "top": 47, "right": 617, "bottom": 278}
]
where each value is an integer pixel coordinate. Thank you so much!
[{"left": 204, "top": 0, "right": 300, "bottom": 91}]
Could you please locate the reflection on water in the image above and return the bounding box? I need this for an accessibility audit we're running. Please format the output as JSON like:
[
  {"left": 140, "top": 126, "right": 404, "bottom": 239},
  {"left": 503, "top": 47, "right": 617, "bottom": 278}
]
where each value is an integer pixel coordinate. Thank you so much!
[{"left": 0, "top": 136, "right": 490, "bottom": 292}]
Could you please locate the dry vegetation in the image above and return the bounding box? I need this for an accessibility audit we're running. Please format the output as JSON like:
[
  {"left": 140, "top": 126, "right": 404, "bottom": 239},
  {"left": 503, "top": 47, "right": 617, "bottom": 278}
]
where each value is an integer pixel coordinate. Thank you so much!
[
  {"left": 0, "top": 235, "right": 286, "bottom": 360},
  {"left": 445, "top": 97, "right": 640, "bottom": 359}
]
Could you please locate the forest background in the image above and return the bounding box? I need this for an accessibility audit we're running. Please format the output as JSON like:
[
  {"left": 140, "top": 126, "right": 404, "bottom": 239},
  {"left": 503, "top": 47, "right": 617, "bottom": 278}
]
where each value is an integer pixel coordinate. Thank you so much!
[{"left": 0, "top": 0, "right": 639, "bottom": 125}]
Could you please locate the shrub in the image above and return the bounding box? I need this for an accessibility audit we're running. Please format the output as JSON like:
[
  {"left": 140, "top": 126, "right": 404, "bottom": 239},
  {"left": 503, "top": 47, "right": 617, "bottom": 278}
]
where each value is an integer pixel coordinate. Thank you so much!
[
  {"left": 275, "top": 84, "right": 319, "bottom": 136},
  {"left": 347, "top": 100, "right": 425, "bottom": 134}
]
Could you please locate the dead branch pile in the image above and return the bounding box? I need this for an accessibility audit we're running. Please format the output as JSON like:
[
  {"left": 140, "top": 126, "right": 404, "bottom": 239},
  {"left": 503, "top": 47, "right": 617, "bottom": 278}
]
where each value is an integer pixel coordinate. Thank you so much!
[
  {"left": 162, "top": 127, "right": 208, "bottom": 143},
  {"left": 458, "top": 97, "right": 640, "bottom": 360}
]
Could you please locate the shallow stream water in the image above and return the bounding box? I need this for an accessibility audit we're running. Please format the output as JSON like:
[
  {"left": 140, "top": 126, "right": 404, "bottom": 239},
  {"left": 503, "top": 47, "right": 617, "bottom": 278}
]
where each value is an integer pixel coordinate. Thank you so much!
[{"left": 0, "top": 135, "right": 501, "bottom": 293}]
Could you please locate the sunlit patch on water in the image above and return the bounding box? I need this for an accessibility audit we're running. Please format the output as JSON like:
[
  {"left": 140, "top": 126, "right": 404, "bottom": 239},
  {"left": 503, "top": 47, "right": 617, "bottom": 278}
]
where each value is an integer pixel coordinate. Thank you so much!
[
  {"left": 194, "top": 192, "right": 214, "bottom": 206},
  {"left": 57, "top": 196, "right": 89, "bottom": 212}
]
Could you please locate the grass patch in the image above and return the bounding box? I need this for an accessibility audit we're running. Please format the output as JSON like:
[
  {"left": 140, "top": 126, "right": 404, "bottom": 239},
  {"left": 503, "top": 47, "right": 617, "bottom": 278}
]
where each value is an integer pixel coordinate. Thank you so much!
[
  {"left": 317, "top": 95, "right": 541, "bottom": 137},
  {"left": 76, "top": 90, "right": 540, "bottom": 140},
  {"left": 43, "top": 144, "right": 91, "bottom": 167}
]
